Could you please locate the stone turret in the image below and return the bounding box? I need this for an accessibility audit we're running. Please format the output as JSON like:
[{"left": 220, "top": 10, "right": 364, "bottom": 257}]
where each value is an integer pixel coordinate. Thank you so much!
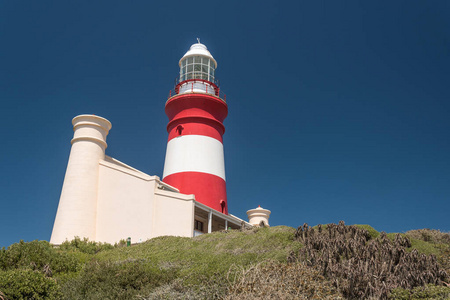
[{"left": 247, "top": 205, "right": 271, "bottom": 227}]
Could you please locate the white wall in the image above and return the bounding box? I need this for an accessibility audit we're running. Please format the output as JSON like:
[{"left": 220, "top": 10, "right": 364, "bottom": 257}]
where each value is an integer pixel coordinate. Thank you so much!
[
  {"left": 152, "top": 190, "right": 195, "bottom": 238},
  {"left": 50, "top": 115, "right": 111, "bottom": 244},
  {"left": 96, "top": 160, "right": 156, "bottom": 244},
  {"left": 96, "top": 158, "right": 196, "bottom": 244}
]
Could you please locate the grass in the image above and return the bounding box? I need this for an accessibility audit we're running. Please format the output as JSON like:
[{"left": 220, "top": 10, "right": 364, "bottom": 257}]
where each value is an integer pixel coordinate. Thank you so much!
[
  {"left": 1, "top": 225, "right": 448, "bottom": 299},
  {"left": 94, "top": 226, "right": 299, "bottom": 285}
]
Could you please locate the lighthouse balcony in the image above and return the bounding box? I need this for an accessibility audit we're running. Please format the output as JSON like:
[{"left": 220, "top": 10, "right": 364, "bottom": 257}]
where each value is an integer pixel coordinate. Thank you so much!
[
  {"left": 168, "top": 78, "right": 226, "bottom": 102},
  {"left": 179, "top": 80, "right": 216, "bottom": 95}
]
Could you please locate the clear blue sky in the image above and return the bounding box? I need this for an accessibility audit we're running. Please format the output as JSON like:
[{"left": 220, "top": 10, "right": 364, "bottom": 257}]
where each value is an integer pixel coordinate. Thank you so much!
[{"left": 1, "top": 1, "right": 449, "bottom": 248}]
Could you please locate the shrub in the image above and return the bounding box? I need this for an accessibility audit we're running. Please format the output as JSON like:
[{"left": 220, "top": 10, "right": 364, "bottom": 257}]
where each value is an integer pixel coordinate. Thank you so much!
[
  {"left": 0, "top": 269, "right": 61, "bottom": 300},
  {"left": 0, "top": 240, "right": 79, "bottom": 274},
  {"left": 225, "top": 260, "right": 342, "bottom": 299},
  {"left": 144, "top": 277, "right": 228, "bottom": 299},
  {"left": 406, "top": 229, "right": 450, "bottom": 245},
  {"left": 114, "top": 239, "right": 127, "bottom": 248},
  {"left": 59, "top": 237, "right": 114, "bottom": 254},
  {"left": 290, "top": 221, "right": 449, "bottom": 299},
  {"left": 60, "top": 259, "right": 178, "bottom": 299},
  {"left": 390, "top": 284, "right": 450, "bottom": 299},
  {"left": 354, "top": 224, "right": 380, "bottom": 239}
]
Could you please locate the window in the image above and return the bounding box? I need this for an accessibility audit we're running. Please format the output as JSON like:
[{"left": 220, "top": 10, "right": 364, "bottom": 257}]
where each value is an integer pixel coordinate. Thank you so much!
[
  {"left": 180, "top": 56, "right": 215, "bottom": 83},
  {"left": 194, "top": 220, "right": 204, "bottom": 232},
  {"left": 176, "top": 125, "right": 184, "bottom": 136}
]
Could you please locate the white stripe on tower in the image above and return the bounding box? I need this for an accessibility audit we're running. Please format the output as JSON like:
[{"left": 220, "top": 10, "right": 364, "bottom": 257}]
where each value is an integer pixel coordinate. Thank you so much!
[{"left": 162, "top": 135, "right": 225, "bottom": 180}]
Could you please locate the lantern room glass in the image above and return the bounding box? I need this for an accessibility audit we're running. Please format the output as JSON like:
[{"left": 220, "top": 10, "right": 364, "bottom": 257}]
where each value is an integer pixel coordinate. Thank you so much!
[{"left": 180, "top": 56, "right": 215, "bottom": 83}]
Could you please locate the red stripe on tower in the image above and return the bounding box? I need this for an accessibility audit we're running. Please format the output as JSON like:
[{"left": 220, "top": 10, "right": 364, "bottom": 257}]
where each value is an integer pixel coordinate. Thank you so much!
[
  {"left": 163, "top": 172, "right": 227, "bottom": 214},
  {"left": 162, "top": 41, "right": 229, "bottom": 214}
]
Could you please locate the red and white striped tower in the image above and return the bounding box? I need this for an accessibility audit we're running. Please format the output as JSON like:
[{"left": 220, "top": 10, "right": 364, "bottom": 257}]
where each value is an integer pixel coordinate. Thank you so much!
[{"left": 162, "top": 41, "right": 228, "bottom": 214}]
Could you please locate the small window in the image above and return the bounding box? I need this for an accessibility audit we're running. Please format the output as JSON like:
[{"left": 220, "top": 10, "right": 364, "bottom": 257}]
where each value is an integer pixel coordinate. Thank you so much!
[
  {"left": 195, "top": 220, "right": 204, "bottom": 232},
  {"left": 220, "top": 200, "right": 226, "bottom": 214},
  {"left": 176, "top": 125, "right": 184, "bottom": 136}
]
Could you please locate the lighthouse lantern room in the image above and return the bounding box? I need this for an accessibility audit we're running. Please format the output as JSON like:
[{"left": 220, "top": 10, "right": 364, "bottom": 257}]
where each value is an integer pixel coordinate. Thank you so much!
[{"left": 178, "top": 42, "right": 218, "bottom": 95}]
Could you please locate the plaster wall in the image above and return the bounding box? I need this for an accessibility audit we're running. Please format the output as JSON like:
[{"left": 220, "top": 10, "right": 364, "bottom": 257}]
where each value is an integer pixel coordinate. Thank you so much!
[
  {"left": 96, "top": 160, "right": 156, "bottom": 244},
  {"left": 248, "top": 215, "right": 270, "bottom": 226},
  {"left": 152, "top": 190, "right": 195, "bottom": 238}
]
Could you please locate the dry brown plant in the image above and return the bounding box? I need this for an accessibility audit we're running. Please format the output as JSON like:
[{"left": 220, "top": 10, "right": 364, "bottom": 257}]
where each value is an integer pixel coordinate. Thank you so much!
[
  {"left": 290, "top": 221, "right": 449, "bottom": 299},
  {"left": 43, "top": 264, "right": 53, "bottom": 277},
  {"left": 225, "top": 260, "right": 343, "bottom": 299}
]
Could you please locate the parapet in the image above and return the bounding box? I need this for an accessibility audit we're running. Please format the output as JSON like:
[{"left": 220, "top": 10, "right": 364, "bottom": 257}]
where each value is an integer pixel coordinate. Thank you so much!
[{"left": 71, "top": 115, "right": 112, "bottom": 149}]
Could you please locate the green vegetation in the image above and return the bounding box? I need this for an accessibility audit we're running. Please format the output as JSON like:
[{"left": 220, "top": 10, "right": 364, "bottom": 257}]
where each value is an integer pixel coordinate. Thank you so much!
[
  {"left": 0, "top": 225, "right": 448, "bottom": 299},
  {"left": 390, "top": 284, "right": 450, "bottom": 300},
  {"left": 0, "top": 269, "right": 61, "bottom": 300},
  {"left": 354, "top": 224, "right": 380, "bottom": 239}
]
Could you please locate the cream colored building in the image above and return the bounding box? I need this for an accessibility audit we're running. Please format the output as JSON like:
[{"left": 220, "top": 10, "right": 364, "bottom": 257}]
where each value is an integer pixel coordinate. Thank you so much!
[{"left": 50, "top": 115, "right": 248, "bottom": 245}]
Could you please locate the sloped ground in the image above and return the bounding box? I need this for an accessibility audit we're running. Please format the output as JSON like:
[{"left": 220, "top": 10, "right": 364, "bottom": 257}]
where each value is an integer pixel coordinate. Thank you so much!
[{"left": 0, "top": 224, "right": 449, "bottom": 299}]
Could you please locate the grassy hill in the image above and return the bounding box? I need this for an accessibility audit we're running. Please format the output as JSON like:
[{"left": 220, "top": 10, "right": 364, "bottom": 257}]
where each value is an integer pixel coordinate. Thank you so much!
[{"left": 0, "top": 223, "right": 449, "bottom": 299}]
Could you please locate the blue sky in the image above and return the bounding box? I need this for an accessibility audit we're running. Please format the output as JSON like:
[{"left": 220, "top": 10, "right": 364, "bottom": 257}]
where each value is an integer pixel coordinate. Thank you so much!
[{"left": 1, "top": 1, "right": 449, "bottom": 248}]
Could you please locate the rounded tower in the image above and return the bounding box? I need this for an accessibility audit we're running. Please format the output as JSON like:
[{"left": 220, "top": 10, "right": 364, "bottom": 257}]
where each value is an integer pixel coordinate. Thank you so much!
[
  {"left": 247, "top": 206, "right": 271, "bottom": 227},
  {"left": 50, "top": 115, "right": 112, "bottom": 244},
  {"left": 162, "top": 41, "right": 228, "bottom": 214}
]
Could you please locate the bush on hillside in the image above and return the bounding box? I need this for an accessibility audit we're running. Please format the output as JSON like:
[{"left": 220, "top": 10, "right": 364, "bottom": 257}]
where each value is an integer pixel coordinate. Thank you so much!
[
  {"left": 390, "top": 284, "right": 450, "bottom": 299},
  {"left": 404, "top": 229, "right": 450, "bottom": 278},
  {"left": 354, "top": 224, "right": 380, "bottom": 239},
  {"left": 225, "top": 260, "right": 342, "bottom": 299},
  {"left": 0, "top": 269, "right": 62, "bottom": 300},
  {"left": 0, "top": 240, "right": 79, "bottom": 274},
  {"left": 59, "top": 237, "right": 114, "bottom": 254},
  {"left": 406, "top": 229, "right": 450, "bottom": 245},
  {"left": 60, "top": 259, "right": 178, "bottom": 299},
  {"left": 290, "top": 221, "right": 449, "bottom": 299}
]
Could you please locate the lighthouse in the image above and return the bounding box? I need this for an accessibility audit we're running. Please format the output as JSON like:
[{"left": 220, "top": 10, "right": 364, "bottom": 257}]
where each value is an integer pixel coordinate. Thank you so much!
[
  {"left": 162, "top": 41, "right": 229, "bottom": 214},
  {"left": 50, "top": 41, "right": 260, "bottom": 245}
]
